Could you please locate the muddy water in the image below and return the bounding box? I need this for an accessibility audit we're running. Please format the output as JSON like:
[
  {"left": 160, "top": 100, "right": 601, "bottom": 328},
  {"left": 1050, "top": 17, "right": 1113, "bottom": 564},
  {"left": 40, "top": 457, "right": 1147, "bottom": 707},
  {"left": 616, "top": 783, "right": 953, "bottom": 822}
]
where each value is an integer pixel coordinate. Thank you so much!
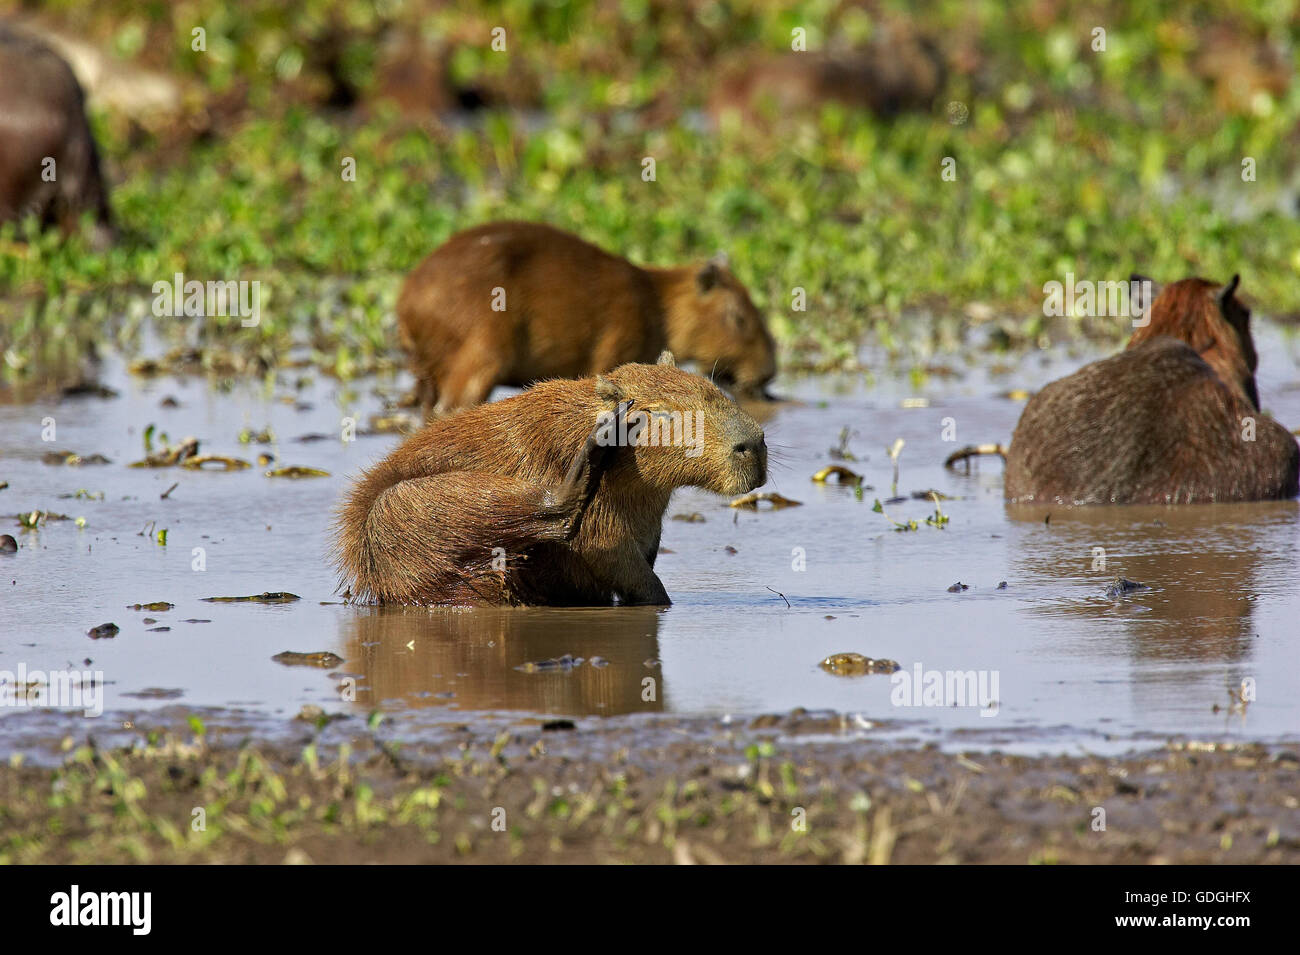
[{"left": 2, "top": 322, "right": 1298, "bottom": 753}]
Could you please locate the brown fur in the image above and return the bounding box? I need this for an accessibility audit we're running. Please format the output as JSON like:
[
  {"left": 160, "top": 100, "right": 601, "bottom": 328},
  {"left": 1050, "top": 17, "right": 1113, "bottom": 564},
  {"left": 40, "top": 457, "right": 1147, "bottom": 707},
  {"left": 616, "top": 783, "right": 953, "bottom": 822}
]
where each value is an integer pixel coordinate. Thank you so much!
[
  {"left": 1005, "top": 276, "right": 1299, "bottom": 505},
  {"left": 396, "top": 221, "right": 777, "bottom": 414},
  {"left": 0, "top": 24, "right": 112, "bottom": 241},
  {"left": 710, "top": 33, "right": 944, "bottom": 121},
  {"left": 335, "top": 356, "right": 767, "bottom": 606}
]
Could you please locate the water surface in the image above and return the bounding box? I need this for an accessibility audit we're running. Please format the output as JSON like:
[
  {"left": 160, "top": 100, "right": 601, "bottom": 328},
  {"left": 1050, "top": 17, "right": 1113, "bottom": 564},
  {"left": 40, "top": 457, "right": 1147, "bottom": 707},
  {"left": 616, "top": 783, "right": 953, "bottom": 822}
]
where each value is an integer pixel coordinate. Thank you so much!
[{"left": 2, "top": 322, "right": 1298, "bottom": 753}]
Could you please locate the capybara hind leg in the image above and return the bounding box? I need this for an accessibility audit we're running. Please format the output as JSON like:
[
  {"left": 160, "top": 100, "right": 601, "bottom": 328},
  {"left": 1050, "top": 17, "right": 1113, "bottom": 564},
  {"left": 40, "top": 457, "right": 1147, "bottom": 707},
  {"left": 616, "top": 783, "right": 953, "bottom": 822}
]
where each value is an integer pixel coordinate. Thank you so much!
[{"left": 360, "top": 472, "right": 599, "bottom": 604}]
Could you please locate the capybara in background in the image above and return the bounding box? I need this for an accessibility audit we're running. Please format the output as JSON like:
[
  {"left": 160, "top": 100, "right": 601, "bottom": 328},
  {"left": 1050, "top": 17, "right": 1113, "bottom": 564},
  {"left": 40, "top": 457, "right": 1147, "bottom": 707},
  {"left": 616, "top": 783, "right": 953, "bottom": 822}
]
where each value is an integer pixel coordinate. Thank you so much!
[
  {"left": 710, "top": 31, "right": 944, "bottom": 121},
  {"left": 1005, "top": 275, "right": 1299, "bottom": 505},
  {"left": 336, "top": 353, "right": 767, "bottom": 606},
  {"left": 0, "top": 24, "right": 112, "bottom": 241},
  {"left": 396, "top": 221, "right": 777, "bottom": 414}
]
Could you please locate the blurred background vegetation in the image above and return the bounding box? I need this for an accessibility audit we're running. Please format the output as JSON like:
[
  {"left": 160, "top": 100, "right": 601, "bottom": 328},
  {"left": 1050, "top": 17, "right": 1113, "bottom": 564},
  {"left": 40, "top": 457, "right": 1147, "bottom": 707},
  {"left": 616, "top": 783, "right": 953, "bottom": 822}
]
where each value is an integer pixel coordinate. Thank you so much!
[{"left": 3, "top": 0, "right": 1300, "bottom": 394}]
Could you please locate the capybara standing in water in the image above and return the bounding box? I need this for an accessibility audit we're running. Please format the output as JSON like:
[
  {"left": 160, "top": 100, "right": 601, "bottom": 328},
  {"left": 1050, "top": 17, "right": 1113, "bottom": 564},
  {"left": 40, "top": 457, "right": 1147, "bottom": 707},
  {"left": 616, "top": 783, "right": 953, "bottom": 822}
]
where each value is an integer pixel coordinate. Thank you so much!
[
  {"left": 0, "top": 24, "right": 112, "bottom": 242},
  {"left": 396, "top": 221, "right": 777, "bottom": 415},
  {"left": 1005, "top": 275, "right": 1299, "bottom": 505},
  {"left": 336, "top": 353, "right": 767, "bottom": 606}
]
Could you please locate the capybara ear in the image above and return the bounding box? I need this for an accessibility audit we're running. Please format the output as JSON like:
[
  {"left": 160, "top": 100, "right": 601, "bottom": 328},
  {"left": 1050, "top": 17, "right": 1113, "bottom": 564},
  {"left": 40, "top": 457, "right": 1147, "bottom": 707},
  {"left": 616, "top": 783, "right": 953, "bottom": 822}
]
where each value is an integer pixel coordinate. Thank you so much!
[
  {"left": 656, "top": 350, "right": 677, "bottom": 367},
  {"left": 1216, "top": 274, "right": 1241, "bottom": 314},
  {"left": 696, "top": 260, "right": 722, "bottom": 293},
  {"left": 1129, "top": 273, "right": 1161, "bottom": 312},
  {"left": 595, "top": 375, "right": 625, "bottom": 401}
]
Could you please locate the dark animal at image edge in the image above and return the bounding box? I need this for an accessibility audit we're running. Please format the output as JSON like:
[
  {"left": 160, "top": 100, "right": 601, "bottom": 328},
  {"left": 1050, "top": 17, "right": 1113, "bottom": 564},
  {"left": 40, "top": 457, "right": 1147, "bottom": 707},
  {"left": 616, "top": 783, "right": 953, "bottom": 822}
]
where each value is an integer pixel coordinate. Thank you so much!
[
  {"left": 396, "top": 221, "right": 777, "bottom": 415},
  {"left": 335, "top": 354, "right": 767, "bottom": 606},
  {"left": 1005, "top": 275, "right": 1300, "bottom": 504},
  {"left": 0, "top": 23, "right": 113, "bottom": 242}
]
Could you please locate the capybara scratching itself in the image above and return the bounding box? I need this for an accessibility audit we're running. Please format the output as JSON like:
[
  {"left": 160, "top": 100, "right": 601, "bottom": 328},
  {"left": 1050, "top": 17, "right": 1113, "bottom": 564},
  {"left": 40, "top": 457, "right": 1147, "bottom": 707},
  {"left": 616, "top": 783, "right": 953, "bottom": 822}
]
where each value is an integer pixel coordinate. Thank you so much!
[
  {"left": 1005, "top": 275, "right": 1299, "bottom": 505},
  {"left": 336, "top": 353, "right": 768, "bottom": 606},
  {"left": 0, "top": 24, "right": 112, "bottom": 242},
  {"left": 396, "top": 221, "right": 777, "bottom": 415}
]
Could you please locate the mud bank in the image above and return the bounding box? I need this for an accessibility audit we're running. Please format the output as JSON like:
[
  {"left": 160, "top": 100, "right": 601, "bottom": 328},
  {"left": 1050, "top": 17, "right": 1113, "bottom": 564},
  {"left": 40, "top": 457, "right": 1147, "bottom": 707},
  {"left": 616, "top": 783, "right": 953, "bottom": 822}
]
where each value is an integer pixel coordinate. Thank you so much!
[{"left": 1, "top": 707, "right": 1295, "bottom": 864}]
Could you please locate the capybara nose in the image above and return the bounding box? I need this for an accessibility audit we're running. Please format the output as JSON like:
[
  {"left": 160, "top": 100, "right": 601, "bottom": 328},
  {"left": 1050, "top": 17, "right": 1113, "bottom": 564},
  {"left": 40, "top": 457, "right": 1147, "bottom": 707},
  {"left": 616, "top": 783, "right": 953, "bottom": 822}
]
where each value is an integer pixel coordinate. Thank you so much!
[{"left": 732, "top": 434, "right": 768, "bottom": 487}]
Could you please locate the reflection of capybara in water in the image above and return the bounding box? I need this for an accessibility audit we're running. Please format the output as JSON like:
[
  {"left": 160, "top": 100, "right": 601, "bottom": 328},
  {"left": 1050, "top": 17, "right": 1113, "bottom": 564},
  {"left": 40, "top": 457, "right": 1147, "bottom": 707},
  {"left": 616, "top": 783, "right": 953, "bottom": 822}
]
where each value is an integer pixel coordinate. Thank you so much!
[
  {"left": 0, "top": 24, "right": 112, "bottom": 241},
  {"left": 710, "top": 33, "right": 944, "bottom": 121},
  {"left": 336, "top": 354, "right": 767, "bottom": 606},
  {"left": 396, "top": 221, "right": 777, "bottom": 415},
  {"left": 1006, "top": 275, "right": 1300, "bottom": 504}
]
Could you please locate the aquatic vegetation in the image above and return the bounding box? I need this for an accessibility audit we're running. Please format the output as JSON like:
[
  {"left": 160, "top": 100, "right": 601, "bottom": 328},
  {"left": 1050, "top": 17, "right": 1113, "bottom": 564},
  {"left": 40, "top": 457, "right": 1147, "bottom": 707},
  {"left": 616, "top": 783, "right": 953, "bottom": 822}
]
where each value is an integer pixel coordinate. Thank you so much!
[
  {"left": 201, "top": 592, "right": 302, "bottom": 603},
  {"left": 5, "top": 2, "right": 1300, "bottom": 394},
  {"left": 819, "top": 652, "right": 901, "bottom": 676}
]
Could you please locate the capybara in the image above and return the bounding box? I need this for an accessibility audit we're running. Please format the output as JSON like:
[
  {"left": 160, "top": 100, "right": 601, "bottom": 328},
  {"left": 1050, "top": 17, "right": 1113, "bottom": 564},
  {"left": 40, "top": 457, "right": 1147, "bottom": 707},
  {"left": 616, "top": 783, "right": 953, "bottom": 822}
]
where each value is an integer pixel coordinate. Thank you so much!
[
  {"left": 335, "top": 353, "right": 768, "bottom": 606},
  {"left": 710, "top": 33, "right": 944, "bottom": 121},
  {"left": 395, "top": 221, "right": 777, "bottom": 415},
  {"left": 0, "top": 24, "right": 112, "bottom": 241},
  {"left": 1005, "top": 275, "right": 1300, "bottom": 505}
]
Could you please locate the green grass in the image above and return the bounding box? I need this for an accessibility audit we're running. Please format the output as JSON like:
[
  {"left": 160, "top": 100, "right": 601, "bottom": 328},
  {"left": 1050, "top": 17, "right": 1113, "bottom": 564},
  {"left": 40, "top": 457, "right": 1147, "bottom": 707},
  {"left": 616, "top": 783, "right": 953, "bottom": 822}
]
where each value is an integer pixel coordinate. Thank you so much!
[{"left": 5, "top": 0, "right": 1300, "bottom": 392}]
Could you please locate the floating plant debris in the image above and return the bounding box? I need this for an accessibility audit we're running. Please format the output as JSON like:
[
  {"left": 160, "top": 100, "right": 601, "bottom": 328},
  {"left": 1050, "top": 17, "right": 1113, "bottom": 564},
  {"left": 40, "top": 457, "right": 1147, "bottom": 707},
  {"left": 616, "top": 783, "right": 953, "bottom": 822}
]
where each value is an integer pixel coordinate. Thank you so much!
[
  {"left": 819, "top": 653, "right": 901, "bottom": 676},
  {"left": 272, "top": 651, "right": 344, "bottom": 667},
  {"left": 181, "top": 455, "right": 252, "bottom": 471},
  {"left": 264, "top": 466, "right": 331, "bottom": 479},
  {"left": 202, "top": 592, "right": 301, "bottom": 604},
  {"left": 729, "top": 492, "right": 803, "bottom": 510}
]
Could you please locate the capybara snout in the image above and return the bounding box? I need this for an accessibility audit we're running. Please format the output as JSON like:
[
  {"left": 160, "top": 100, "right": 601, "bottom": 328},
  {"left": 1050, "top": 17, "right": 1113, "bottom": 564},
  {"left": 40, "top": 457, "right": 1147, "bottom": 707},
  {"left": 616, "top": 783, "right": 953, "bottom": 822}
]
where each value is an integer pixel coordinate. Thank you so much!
[{"left": 722, "top": 415, "right": 768, "bottom": 493}]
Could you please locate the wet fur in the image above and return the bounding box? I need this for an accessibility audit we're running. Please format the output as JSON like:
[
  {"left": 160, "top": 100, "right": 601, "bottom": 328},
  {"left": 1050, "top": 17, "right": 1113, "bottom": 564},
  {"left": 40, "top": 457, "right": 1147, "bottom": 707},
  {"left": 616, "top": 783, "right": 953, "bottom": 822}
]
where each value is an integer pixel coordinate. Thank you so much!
[
  {"left": 335, "top": 360, "right": 767, "bottom": 606},
  {"left": 1005, "top": 277, "right": 1299, "bottom": 504}
]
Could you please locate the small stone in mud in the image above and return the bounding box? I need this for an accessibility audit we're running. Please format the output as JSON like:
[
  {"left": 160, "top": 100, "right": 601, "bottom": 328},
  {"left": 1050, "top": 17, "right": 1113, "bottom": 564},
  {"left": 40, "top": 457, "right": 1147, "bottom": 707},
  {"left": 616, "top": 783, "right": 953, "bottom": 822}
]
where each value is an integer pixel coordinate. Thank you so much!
[
  {"left": 128, "top": 601, "right": 174, "bottom": 612},
  {"left": 542, "top": 719, "right": 576, "bottom": 731},
  {"left": 515, "top": 654, "right": 582, "bottom": 673},
  {"left": 147, "top": 626, "right": 171, "bottom": 632},
  {"left": 202, "top": 592, "right": 301, "bottom": 604},
  {"left": 996, "top": 581, "right": 1008, "bottom": 590},
  {"left": 181, "top": 619, "right": 212, "bottom": 624},
  {"left": 947, "top": 582, "right": 970, "bottom": 593},
  {"left": 272, "top": 651, "right": 345, "bottom": 668},
  {"left": 160, "top": 396, "right": 180, "bottom": 408},
  {"left": 87, "top": 623, "right": 119, "bottom": 639},
  {"left": 1105, "top": 577, "right": 1149, "bottom": 597},
  {"left": 819, "top": 652, "right": 901, "bottom": 676},
  {"left": 724, "top": 546, "right": 738, "bottom": 555},
  {"left": 142, "top": 618, "right": 156, "bottom": 624},
  {"left": 0, "top": 534, "right": 17, "bottom": 553}
]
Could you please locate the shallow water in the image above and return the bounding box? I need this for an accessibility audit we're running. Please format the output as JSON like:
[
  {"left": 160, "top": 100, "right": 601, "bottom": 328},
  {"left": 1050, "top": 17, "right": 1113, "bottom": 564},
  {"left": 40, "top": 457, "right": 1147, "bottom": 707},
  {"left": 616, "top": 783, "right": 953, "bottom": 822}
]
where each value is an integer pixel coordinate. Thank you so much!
[{"left": 2, "top": 322, "right": 1299, "bottom": 753}]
